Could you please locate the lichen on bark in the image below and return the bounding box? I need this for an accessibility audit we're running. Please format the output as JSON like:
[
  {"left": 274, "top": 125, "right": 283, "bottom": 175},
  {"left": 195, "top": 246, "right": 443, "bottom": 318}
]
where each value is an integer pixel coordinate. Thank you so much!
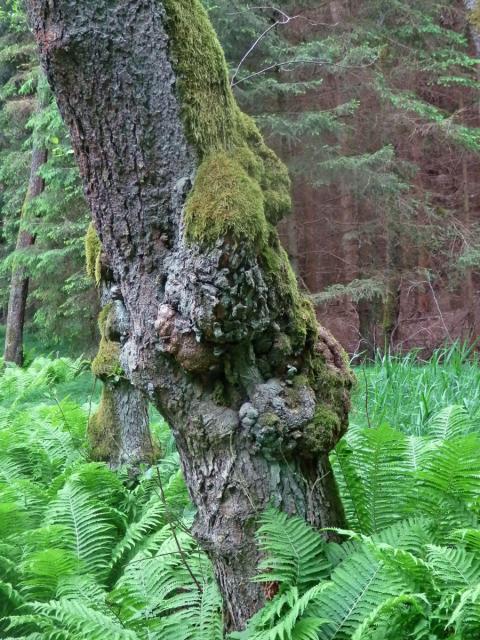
[{"left": 469, "top": 0, "right": 480, "bottom": 28}]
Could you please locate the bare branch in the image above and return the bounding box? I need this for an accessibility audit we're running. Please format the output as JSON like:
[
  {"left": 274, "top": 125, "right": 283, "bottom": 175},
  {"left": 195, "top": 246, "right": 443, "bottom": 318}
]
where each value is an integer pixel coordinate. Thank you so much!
[
  {"left": 232, "top": 59, "right": 376, "bottom": 87},
  {"left": 229, "top": 5, "right": 338, "bottom": 87},
  {"left": 230, "top": 8, "right": 298, "bottom": 87}
]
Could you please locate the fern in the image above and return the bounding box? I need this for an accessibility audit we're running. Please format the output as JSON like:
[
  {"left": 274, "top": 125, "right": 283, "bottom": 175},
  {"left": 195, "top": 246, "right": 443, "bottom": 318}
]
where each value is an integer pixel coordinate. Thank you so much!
[
  {"left": 4, "top": 354, "right": 480, "bottom": 640},
  {"left": 427, "top": 404, "right": 473, "bottom": 440},
  {"left": 350, "top": 594, "right": 429, "bottom": 640},
  {"left": 426, "top": 545, "right": 480, "bottom": 591},
  {"left": 235, "top": 584, "right": 330, "bottom": 640},
  {"left": 19, "top": 549, "right": 80, "bottom": 600},
  {"left": 335, "top": 424, "right": 411, "bottom": 534},
  {"left": 313, "top": 548, "right": 409, "bottom": 640},
  {"left": 32, "top": 599, "right": 139, "bottom": 640},
  {"left": 44, "top": 479, "right": 118, "bottom": 581},
  {"left": 256, "top": 510, "right": 331, "bottom": 590}
]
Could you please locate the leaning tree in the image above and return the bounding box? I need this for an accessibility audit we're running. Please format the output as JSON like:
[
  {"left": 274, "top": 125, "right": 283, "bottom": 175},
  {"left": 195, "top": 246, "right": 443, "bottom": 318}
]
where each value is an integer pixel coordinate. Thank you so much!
[{"left": 25, "top": 0, "right": 352, "bottom": 629}]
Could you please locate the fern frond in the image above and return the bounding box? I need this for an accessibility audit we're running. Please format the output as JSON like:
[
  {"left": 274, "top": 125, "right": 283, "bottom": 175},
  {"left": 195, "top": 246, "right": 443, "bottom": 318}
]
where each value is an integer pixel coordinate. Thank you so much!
[
  {"left": 351, "top": 593, "right": 429, "bottom": 640},
  {"left": 0, "top": 580, "right": 24, "bottom": 615},
  {"left": 0, "top": 502, "right": 30, "bottom": 538},
  {"left": 372, "top": 518, "right": 432, "bottom": 554},
  {"left": 44, "top": 481, "right": 118, "bottom": 580},
  {"left": 426, "top": 545, "right": 480, "bottom": 591},
  {"left": 240, "top": 584, "right": 330, "bottom": 640},
  {"left": 448, "top": 584, "right": 480, "bottom": 637},
  {"left": 341, "top": 424, "right": 410, "bottom": 534},
  {"left": 427, "top": 405, "right": 473, "bottom": 440},
  {"left": 32, "top": 598, "right": 139, "bottom": 639},
  {"left": 109, "top": 496, "right": 164, "bottom": 570},
  {"left": 449, "top": 528, "right": 480, "bottom": 555},
  {"left": 19, "top": 549, "right": 80, "bottom": 600},
  {"left": 311, "top": 548, "right": 409, "bottom": 640},
  {"left": 256, "top": 509, "right": 331, "bottom": 590},
  {"left": 331, "top": 438, "right": 369, "bottom": 532}
]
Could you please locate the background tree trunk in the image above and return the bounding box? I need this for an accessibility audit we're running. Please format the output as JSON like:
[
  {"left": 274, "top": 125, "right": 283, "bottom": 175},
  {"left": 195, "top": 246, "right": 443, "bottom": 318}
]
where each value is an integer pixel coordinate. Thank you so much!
[
  {"left": 4, "top": 145, "right": 47, "bottom": 365},
  {"left": 85, "top": 225, "right": 151, "bottom": 469},
  {"left": 26, "top": 0, "right": 352, "bottom": 629},
  {"left": 4, "top": 81, "right": 50, "bottom": 366}
]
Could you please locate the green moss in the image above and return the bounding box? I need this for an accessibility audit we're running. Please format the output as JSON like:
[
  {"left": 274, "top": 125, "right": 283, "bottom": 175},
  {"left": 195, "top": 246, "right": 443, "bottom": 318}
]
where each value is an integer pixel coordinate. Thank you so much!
[
  {"left": 91, "top": 304, "right": 122, "bottom": 379},
  {"left": 85, "top": 222, "right": 102, "bottom": 286},
  {"left": 164, "top": 1, "right": 291, "bottom": 250},
  {"left": 98, "top": 303, "right": 112, "bottom": 338},
  {"left": 261, "top": 241, "right": 318, "bottom": 352},
  {"left": 470, "top": 2, "right": 480, "bottom": 29},
  {"left": 212, "top": 380, "right": 228, "bottom": 406},
  {"left": 236, "top": 114, "right": 291, "bottom": 225},
  {"left": 88, "top": 387, "right": 118, "bottom": 461},
  {"left": 184, "top": 151, "right": 268, "bottom": 247},
  {"left": 303, "top": 405, "right": 341, "bottom": 454},
  {"left": 231, "top": 146, "right": 264, "bottom": 182},
  {"left": 163, "top": 0, "right": 238, "bottom": 156},
  {"left": 259, "top": 412, "right": 280, "bottom": 428},
  {"left": 164, "top": 0, "right": 319, "bottom": 356},
  {"left": 261, "top": 150, "right": 292, "bottom": 225},
  {"left": 92, "top": 339, "right": 121, "bottom": 379}
]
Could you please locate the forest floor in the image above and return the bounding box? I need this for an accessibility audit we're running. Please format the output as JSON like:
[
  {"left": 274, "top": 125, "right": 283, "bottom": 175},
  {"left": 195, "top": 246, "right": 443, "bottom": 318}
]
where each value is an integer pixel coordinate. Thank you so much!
[{"left": 1, "top": 344, "right": 480, "bottom": 638}]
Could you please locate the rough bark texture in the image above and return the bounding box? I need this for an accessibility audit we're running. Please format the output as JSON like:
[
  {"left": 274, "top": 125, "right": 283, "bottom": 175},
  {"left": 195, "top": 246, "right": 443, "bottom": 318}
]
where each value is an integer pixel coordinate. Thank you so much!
[
  {"left": 4, "top": 146, "right": 47, "bottom": 365},
  {"left": 26, "top": 0, "right": 352, "bottom": 629},
  {"left": 85, "top": 219, "right": 151, "bottom": 468},
  {"left": 465, "top": 0, "right": 480, "bottom": 55},
  {"left": 87, "top": 269, "right": 152, "bottom": 468}
]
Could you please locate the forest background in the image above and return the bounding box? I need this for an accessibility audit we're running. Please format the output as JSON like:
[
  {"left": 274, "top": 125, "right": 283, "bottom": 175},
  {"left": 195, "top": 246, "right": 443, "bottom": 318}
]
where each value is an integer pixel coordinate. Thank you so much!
[
  {"left": 2, "top": 2, "right": 480, "bottom": 638},
  {"left": 2, "top": 0, "right": 480, "bottom": 359}
]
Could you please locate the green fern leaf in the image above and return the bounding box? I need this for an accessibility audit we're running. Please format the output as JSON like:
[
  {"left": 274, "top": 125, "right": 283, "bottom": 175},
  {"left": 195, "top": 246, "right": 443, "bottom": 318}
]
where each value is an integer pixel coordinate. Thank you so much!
[
  {"left": 256, "top": 510, "right": 331, "bottom": 590},
  {"left": 427, "top": 405, "right": 473, "bottom": 440},
  {"left": 427, "top": 545, "right": 480, "bottom": 591},
  {"left": 44, "top": 481, "right": 117, "bottom": 580}
]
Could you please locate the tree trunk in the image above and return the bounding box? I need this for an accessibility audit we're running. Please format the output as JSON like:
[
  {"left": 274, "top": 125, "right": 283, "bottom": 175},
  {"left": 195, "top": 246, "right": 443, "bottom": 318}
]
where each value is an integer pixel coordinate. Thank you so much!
[
  {"left": 26, "top": 0, "right": 352, "bottom": 629},
  {"left": 4, "top": 145, "right": 47, "bottom": 365},
  {"left": 85, "top": 225, "right": 151, "bottom": 469},
  {"left": 466, "top": 0, "right": 480, "bottom": 57}
]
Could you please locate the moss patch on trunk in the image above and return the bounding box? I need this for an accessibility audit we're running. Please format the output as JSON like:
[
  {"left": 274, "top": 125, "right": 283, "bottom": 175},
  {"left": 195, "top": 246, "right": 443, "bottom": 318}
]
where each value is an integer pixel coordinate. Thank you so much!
[
  {"left": 163, "top": 0, "right": 291, "bottom": 250},
  {"left": 85, "top": 222, "right": 102, "bottom": 285},
  {"left": 91, "top": 303, "right": 122, "bottom": 379},
  {"left": 163, "top": 0, "right": 237, "bottom": 155},
  {"left": 184, "top": 151, "right": 268, "bottom": 247}
]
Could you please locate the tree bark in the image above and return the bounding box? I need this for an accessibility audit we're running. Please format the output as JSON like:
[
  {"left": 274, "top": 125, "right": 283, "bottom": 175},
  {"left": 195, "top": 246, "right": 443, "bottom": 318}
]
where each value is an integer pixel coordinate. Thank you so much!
[
  {"left": 85, "top": 222, "right": 151, "bottom": 468},
  {"left": 87, "top": 274, "right": 152, "bottom": 469},
  {"left": 4, "top": 145, "right": 47, "bottom": 365},
  {"left": 465, "top": 0, "right": 480, "bottom": 57},
  {"left": 26, "top": 0, "right": 352, "bottom": 629}
]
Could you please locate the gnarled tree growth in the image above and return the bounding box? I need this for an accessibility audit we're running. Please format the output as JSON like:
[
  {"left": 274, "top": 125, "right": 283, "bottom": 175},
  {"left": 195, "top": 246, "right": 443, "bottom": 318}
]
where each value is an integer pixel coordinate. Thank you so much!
[{"left": 26, "top": 0, "right": 352, "bottom": 629}]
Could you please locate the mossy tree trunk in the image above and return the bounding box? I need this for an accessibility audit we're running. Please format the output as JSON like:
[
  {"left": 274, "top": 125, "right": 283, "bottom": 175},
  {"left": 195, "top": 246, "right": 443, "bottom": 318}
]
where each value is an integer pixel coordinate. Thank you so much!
[
  {"left": 85, "top": 225, "right": 151, "bottom": 469},
  {"left": 26, "top": 0, "right": 352, "bottom": 629},
  {"left": 4, "top": 145, "right": 47, "bottom": 366}
]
